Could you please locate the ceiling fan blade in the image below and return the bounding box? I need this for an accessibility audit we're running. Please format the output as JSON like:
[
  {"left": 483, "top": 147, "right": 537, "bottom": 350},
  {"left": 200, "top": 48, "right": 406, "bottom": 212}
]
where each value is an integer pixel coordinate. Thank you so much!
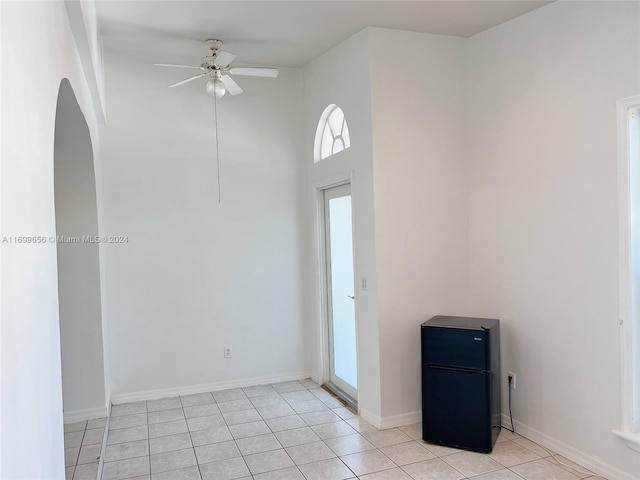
[
  {"left": 229, "top": 67, "right": 279, "bottom": 78},
  {"left": 154, "top": 63, "right": 204, "bottom": 70},
  {"left": 214, "top": 50, "right": 237, "bottom": 68},
  {"left": 167, "top": 73, "right": 207, "bottom": 88},
  {"left": 220, "top": 75, "right": 243, "bottom": 96}
]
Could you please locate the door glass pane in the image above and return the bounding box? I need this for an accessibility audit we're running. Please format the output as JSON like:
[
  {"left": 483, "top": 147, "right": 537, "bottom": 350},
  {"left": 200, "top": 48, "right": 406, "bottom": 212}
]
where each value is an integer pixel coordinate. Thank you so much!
[{"left": 328, "top": 195, "right": 357, "bottom": 389}]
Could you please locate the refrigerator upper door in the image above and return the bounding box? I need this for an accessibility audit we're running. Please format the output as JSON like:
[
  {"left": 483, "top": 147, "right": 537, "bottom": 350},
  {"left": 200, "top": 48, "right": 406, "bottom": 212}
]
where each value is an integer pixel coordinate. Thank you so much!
[{"left": 422, "top": 325, "right": 489, "bottom": 370}]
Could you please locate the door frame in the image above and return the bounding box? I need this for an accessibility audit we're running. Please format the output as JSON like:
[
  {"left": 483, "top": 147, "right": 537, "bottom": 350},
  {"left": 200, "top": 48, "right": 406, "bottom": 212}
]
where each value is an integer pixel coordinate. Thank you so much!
[
  {"left": 312, "top": 172, "right": 359, "bottom": 405},
  {"left": 323, "top": 183, "right": 357, "bottom": 399}
]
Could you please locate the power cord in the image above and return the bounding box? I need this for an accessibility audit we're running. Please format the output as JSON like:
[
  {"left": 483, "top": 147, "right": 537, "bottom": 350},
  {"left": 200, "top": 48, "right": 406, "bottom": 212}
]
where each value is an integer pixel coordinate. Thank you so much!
[
  {"left": 538, "top": 443, "right": 605, "bottom": 478},
  {"left": 504, "top": 374, "right": 515, "bottom": 433},
  {"left": 502, "top": 375, "right": 603, "bottom": 478}
]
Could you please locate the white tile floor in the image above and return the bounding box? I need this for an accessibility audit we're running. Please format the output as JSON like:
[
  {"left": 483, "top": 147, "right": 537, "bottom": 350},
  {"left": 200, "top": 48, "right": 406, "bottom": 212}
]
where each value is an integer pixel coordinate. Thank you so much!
[
  {"left": 64, "top": 417, "right": 107, "bottom": 480},
  {"left": 64, "top": 379, "right": 607, "bottom": 480}
]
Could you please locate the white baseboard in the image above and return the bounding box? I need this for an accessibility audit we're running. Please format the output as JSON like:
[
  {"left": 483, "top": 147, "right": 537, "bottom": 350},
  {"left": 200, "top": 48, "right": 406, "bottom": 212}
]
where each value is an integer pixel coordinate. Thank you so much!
[
  {"left": 359, "top": 409, "right": 421, "bottom": 430},
  {"left": 501, "top": 414, "right": 637, "bottom": 480},
  {"left": 379, "top": 411, "right": 421, "bottom": 429},
  {"left": 64, "top": 406, "right": 109, "bottom": 423},
  {"left": 111, "top": 371, "right": 314, "bottom": 404},
  {"left": 359, "top": 408, "right": 382, "bottom": 428}
]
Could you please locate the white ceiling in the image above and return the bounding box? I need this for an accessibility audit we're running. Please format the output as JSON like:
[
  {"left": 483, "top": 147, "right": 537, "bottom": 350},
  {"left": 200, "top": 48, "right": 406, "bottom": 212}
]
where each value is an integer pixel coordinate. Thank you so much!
[{"left": 96, "top": 0, "right": 552, "bottom": 68}]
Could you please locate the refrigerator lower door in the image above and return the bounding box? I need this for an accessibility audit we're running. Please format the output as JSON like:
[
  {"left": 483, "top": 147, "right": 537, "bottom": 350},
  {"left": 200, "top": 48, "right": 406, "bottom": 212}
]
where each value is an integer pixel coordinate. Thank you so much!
[{"left": 422, "top": 365, "right": 492, "bottom": 453}]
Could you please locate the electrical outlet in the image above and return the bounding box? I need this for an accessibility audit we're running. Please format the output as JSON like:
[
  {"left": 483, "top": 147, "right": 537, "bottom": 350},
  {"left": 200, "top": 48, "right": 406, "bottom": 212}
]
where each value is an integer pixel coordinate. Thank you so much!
[
  {"left": 361, "top": 277, "right": 368, "bottom": 290},
  {"left": 224, "top": 347, "right": 232, "bottom": 358},
  {"left": 507, "top": 371, "right": 516, "bottom": 390}
]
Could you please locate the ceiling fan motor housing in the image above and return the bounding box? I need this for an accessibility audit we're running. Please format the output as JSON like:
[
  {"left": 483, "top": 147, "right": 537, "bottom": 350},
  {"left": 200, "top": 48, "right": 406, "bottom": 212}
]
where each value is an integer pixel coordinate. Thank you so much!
[
  {"left": 206, "top": 39, "right": 223, "bottom": 51},
  {"left": 201, "top": 56, "right": 219, "bottom": 69},
  {"left": 202, "top": 39, "right": 224, "bottom": 70}
]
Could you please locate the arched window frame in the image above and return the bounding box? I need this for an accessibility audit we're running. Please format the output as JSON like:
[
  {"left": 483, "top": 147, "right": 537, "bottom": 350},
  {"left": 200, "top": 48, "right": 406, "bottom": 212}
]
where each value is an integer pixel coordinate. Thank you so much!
[{"left": 314, "top": 104, "right": 351, "bottom": 163}]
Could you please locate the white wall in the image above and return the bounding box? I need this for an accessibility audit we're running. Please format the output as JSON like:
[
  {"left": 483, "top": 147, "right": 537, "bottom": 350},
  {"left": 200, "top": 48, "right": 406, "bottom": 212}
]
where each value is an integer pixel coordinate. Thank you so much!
[
  {"left": 55, "top": 80, "right": 106, "bottom": 418},
  {"left": 369, "top": 28, "right": 469, "bottom": 422},
  {"left": 100, "top": 49, "right": 309, "bottom": 399},
  {"left": 303, "top": 29, "right": 383, "bottom": 420},
  {"left": 0, "top": 2, "right": 103, "bottom": 478},
  {"left": 64, "top": 0, "right": 106, "bottom": 120},
  {"left": 467, "top": 1, "right": 640, "bottom": 477}
]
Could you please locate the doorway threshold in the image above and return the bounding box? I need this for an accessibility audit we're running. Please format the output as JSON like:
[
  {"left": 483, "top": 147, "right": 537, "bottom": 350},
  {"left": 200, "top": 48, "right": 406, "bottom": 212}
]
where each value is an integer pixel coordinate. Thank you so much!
[{"left": 322, "top": 382, "right": 357, "bottom": 413}]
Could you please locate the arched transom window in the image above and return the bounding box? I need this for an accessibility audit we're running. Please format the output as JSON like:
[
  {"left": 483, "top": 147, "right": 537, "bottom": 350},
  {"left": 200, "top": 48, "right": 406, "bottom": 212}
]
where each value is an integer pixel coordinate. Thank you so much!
[{"left": 314, "top": 104, "right": 351, "bottom": 162}]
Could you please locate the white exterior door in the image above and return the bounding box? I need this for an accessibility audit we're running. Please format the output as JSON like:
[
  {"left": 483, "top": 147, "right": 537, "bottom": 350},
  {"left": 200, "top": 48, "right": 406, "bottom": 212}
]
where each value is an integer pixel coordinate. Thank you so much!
[{"left": 324, "top": 184, "right": 357, "bottom": 399}]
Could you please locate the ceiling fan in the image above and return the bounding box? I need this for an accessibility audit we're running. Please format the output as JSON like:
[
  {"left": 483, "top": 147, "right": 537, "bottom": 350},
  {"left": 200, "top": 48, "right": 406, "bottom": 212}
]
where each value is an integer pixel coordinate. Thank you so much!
[{"left": 154, "top": 39, "right": 279, "bottom": 98}]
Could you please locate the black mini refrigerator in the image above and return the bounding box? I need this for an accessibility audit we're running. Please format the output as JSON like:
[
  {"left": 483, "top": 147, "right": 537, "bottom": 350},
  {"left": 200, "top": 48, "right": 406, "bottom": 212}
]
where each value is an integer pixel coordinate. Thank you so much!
[{"left": 421, "top": 315, "right": 501, "bottom": 453}]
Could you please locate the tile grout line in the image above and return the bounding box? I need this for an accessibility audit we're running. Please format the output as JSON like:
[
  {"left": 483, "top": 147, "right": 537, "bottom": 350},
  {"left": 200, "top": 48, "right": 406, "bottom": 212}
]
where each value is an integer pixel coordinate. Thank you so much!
[
  {"left": 185, "top": 398, "right": 199, "bottom": 479},
  {"left": 148, "top": 393, "right": 216, "bottom": 478},
  {"left": 506, "top": 468, "right": 527, "bottom": 480},
  {"left": 437, "top": 452, "right": 484, "bottom": 480},
  {"left": 72, "top": 422, "right": 87, "bottom": 475},
  {"left": 275, "top": 383, "right": 352, "bottom": 480},
  {"left": 264, "top": 386, "right": 304, "bottom": 479},
  {"left": 234, "top": 388, "right": 259, "bottom": 479},
  {"left": 89, "top": 380, "right": 599, "bottom": 480},
  {"left": 95, "top": 416, "right": 109, "bottom": 480},
  {"left": 190, "top": 394, "right": 207, "bottom": 480},
  {"left": 505, "top": 456, "right": 586, "bottom": 479},
  {"left": 146, "top": 400, "right": 151, "bottom": 479}
]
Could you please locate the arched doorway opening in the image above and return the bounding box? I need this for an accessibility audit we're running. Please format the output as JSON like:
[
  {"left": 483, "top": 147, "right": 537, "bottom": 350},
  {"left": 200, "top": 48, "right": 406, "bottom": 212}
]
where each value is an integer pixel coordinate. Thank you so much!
[{"left": 54, "top": 79, "right": 106, "bottom": 475}]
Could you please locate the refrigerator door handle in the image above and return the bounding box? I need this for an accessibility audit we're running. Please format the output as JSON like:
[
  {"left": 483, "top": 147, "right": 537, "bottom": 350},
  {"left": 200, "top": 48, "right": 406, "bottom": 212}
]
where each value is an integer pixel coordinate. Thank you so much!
[{"left": 427, "top": 363, "right": 489, "bottom": 375}]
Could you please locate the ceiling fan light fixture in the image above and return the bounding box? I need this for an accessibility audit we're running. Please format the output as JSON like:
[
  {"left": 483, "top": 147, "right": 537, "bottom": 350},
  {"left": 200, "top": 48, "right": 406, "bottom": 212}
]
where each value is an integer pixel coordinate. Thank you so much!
[
  {"left": 158, "top": 39, "right": 278, "bottom": 96},
  {"left": 206, "top": 78, "right": 226, "bottom": 98}
]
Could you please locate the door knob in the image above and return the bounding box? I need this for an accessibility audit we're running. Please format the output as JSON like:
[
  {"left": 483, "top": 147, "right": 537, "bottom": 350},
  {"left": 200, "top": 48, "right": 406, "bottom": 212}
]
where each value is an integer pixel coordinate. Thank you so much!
[{"left": 347, "top": 294, "right": 355, "bottom": 300}]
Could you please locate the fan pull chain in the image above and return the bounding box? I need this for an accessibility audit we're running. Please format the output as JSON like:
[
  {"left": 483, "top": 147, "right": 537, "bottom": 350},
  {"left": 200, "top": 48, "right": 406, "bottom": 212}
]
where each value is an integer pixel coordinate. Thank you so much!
[{"left": 213, "top": 94, "right": 221, "bottom": 203}]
